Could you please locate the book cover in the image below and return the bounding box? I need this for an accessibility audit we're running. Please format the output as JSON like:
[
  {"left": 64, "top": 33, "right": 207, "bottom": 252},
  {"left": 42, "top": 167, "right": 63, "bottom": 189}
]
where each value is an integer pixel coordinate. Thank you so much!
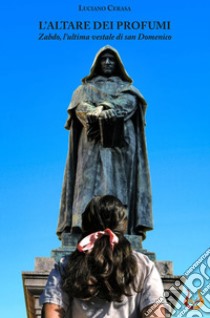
[
  {"left": 1, "top": 0, "right": 209, "bottom": 317},
  {"left": 99, "top": 116, "right": 125, "bottom": 148}
]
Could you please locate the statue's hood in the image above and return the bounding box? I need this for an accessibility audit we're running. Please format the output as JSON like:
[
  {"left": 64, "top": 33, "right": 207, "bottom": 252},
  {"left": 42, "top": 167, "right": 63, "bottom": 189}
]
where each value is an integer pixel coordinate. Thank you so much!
[{"left": 82, "top": 45, "right": 133, "bottom": 83}]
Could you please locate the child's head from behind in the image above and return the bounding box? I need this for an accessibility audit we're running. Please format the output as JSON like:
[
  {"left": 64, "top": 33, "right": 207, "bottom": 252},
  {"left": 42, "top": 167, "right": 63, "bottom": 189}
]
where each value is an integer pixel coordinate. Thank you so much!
[
  {"left": 63, "top": 195, "right": 137, "bottom": 302},
  {"left": 82, "top": 195, "right": 127, "bottom": 235}
]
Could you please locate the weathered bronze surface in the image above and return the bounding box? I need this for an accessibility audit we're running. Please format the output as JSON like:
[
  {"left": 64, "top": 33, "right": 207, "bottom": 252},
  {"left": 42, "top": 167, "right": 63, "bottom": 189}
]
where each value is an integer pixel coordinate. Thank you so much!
[{"left": 57, "top": 45, "right": 153, "bottom": 239}]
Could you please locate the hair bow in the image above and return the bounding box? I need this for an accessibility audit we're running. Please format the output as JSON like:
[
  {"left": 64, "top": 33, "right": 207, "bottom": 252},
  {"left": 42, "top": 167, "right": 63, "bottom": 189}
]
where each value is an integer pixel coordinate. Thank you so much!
[{"left": 77, "top": 228, "right": 119, "bottom": 252}]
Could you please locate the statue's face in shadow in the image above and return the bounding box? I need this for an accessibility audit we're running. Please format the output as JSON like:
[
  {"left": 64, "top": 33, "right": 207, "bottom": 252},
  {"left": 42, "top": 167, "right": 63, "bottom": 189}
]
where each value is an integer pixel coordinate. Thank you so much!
[{"left": 100, "top": 52, "right": 116, "bottom": 76}]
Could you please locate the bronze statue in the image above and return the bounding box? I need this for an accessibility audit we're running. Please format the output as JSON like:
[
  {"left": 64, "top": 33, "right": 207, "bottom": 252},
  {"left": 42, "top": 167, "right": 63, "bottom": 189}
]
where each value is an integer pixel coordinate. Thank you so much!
[{"left": 57, "top": 45, "right": 153, "bottom": 240}]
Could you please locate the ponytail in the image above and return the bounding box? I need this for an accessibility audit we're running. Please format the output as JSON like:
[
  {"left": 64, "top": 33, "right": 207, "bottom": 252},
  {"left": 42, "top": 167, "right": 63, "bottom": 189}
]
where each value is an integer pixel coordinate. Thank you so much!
[{"left": 62, "top": 195, "right": 138, "bottom": 302}]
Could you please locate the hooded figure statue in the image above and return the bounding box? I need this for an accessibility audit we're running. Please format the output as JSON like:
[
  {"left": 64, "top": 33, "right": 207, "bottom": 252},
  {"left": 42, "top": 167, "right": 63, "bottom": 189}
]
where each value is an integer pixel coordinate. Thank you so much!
[{"left": 57, "top": 45, "right": 153, "bottom": 240}]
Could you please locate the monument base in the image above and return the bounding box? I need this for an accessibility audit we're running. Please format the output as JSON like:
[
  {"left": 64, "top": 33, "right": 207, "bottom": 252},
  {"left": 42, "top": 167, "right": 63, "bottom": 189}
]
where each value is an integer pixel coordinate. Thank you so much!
[{"left": 22, "top": 235, "right": 179, "bottom": 318}]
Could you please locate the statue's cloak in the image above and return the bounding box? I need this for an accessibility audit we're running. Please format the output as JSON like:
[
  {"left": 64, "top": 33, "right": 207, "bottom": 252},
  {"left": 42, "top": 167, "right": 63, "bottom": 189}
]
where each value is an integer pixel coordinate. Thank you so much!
[{"left": 57, "top": 46, "right": 153, "bottom": 238}]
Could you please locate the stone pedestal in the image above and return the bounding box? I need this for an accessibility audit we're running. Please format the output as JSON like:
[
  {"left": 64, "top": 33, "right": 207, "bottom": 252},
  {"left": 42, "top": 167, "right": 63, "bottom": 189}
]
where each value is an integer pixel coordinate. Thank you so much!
[{"left": 22, "top": 235, "right": 180, "bottom": 318}]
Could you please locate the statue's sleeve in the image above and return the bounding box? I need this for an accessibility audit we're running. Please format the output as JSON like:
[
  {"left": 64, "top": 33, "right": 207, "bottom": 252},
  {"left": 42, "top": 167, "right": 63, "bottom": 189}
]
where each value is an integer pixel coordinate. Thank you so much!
[
  {"left": 112, "top": 93, "right": 138, "bottom": 120},
  {"left": 65, "top": 85, "right": 99, "bottom": 130},
  {"left": 76, "top": 103, "right": 104, "bottom": 142},
  {"left": 98, "top": 92, "right": 138, "bottom": 122},
  {"left": 75, "top": 102, "right": 98, "bottom": 128}
]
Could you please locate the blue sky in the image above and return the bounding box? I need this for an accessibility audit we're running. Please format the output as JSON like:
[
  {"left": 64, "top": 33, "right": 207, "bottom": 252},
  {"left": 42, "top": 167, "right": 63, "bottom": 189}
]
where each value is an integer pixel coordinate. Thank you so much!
[{"left": 0, "top": 0, "right": 209, "bottom": 317}]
